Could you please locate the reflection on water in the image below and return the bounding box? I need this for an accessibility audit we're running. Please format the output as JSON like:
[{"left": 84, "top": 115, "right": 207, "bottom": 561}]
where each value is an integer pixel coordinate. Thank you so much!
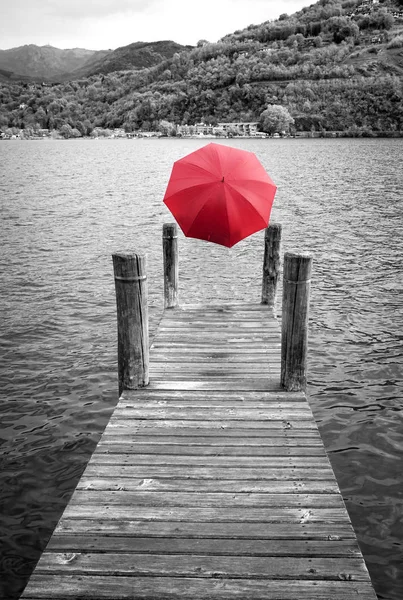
[{"left": 0, "top": 138, "right": 402, "bottom": 599}]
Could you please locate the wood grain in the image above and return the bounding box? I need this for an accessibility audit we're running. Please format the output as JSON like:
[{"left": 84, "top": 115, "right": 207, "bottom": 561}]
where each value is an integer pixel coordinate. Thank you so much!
[{"left": 20, "top": 303, "right": 377, "bottom": 600}]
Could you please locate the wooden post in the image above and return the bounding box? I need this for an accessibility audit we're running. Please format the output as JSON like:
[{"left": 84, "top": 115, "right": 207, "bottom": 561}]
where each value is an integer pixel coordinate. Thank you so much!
[
  {"left": 261, "top": 223, "right": 282, "bottom": 309},
  {"left": 112, "top": 251, "right": 149, "bottom": 396},
  {"left": 163, "top": 223, "right": 179, "bottom": 309},
  {"left": 281, "top": 252, "right": 312, "bottom": 392}
]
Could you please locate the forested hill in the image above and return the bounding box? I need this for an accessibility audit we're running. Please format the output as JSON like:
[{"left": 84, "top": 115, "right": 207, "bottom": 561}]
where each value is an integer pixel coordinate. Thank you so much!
[
  {"left": 1, "top": 0, "right": 403, "bottom": 137},
  {"left": 0, "top": 41, "right": 193, "bottom": 82}
]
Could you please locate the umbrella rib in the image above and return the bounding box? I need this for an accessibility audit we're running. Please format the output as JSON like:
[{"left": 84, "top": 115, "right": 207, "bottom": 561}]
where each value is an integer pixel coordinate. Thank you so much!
[
  {"left": 188, "top": 187, "right": 219, "bottom": 224},
  {"left": 163, "top": 143, "right": 277, "bottom": 247},
  {"left": 178, "top": 160, "right": 221, "bottom": 181},
  {"left": 225, "top": 182, "right": 271, "bottom": 227},
  {"left": 222, "top": 185, "right": 232, "bottom": 245},
  {"left": 164, "top": 181, "right": 218, "bottom": 201},
  {"left": 184, "top": 185, "right": 228, "bottom": 240}
]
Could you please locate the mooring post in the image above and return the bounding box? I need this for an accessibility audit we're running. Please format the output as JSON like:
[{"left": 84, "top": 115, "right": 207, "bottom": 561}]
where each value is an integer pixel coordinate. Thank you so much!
[
  {"left": 261, "top": 223, "right": 282, "bottom": 310},
  {"left": 281, "top": 252, "right": 312, "bottom": 392},
  {"left": 163, "top": 223, "right": 179, "bottom": 309},
  {"left": 112, "top": 251, "right": 149, "bottom": 396}
]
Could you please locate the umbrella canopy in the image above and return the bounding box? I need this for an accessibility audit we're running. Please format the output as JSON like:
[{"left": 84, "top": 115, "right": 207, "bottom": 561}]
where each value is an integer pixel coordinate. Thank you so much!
[{"left": 163, "top": 142, "right": 277, "bottom": 248}]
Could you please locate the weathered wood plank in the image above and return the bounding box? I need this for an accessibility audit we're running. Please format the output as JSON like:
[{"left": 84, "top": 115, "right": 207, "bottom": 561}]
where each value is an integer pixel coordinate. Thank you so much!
[
  {"left": 148, "top": 361, "right": 281, "bottom": 369},
  {"left": 20, "top": 302, "right": 377, "bottom": 600},
  {"left": 105, "top": 419, "right": 316, "bottom": 429},
  {"left": 97, "top": 431, "right": 325, "bottom": 446},
  {"left": 62, "top": 505, "right": 349, "bottom": 522},
  {"left": 53, "top": 519, "right": 357, "bottom": 540},
  {"left": 68, "top": 491, "right": 344, "bottom": 509},
  {"left": 111, "top": 408, "right": 312, "bottom": 420},
  {"left": 147, "top": 381, "right": 282, "bottom": 391},
  {"left": 151, "top": 341, "right": 281, "bottom": 347},
  {"left": 88, "top": 455, "right": 330, "bottom": 467},
  {"left": 150, "top": 361, "right": 280, "bottom": 372},
  {"left": 81, "top": 465, "right": 336, "bottom": 480},
  {"left": 148, "top": 373, "right": 282, "bottom": 381},
  {"left": 120, "top": 390, "right": 308, "bottom": 401},
  {"left": 21, "top": 575, "right": 378, "bottom": 599},
  {"left": 150, "top": 347, "right": 279, "bottom": 354},
  {"left": 46, "top": 535, "right": 362, "bottom": 557},
  {"left": 154, "top": 332, "right": 280, "bottom": 340},
  {"left": 103, "top": 422, "right": 321, "bottom": 434},
  {"left": 157, "top": 324, "right": 279, "bottom": 330},
  {"left": 117, "top": 401, "right": 309, "bottom": 410},
  {"left": 95, "top": 443, "right": 325, "bottom": 456},
  {"left": 149, "top": 352, "right": 279, "bottom": 361},
  {"left": 76, "top": 478, "right": 339, "bottom": 493},
  {"left": 34, "top": 553, "right": 369, "bottom": 580},
  {"left": 179, "top": 303, "right": 274, "bottom": 310}
]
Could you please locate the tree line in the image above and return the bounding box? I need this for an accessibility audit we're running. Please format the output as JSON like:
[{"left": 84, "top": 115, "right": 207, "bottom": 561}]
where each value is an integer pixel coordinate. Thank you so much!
[{"left": 1, "top": 0, "right": 402, "bottom": 137}]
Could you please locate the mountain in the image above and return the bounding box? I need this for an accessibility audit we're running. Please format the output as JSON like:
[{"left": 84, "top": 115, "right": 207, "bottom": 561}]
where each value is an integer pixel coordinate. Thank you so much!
[
  {"left": 1, "top": 0, "right": 402, "bottom": 136},
  {"left": 0, "top": 45, "right": 111, "bottom": 81},
  {"left": 0, "top": 41, "right": 194, "bottom": 82},
  {"left": 64, "top": 40, "right": 194, "bottom": 79}
]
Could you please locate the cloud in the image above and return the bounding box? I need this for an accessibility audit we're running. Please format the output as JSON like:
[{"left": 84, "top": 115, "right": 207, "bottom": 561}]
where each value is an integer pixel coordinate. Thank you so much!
[
  {"left": 0, "top": 0, "right": 160, "bottom": 49},
  {"left": 2, "top": 0, "right": 158, "bottom": 22},
  {"left": 0, "top": 0, "right": 310, "bottom": 51},
  {"left": 42, "top": 0, "right": 158, "bottom": 19}
]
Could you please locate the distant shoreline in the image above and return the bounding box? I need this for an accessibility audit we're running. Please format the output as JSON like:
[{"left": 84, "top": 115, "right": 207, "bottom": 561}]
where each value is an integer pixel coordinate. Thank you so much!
[{"left": 2, "top": 132, "right": 402, "bottom": 141}]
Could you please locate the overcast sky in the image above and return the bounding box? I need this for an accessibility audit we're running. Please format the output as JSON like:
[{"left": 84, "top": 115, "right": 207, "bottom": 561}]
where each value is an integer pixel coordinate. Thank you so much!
[{"left": 1, "top": 0, "right": 310, "bottom": 51}]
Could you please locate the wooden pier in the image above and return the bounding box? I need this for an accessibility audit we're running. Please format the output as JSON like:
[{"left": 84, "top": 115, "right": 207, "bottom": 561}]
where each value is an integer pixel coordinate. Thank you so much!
[{"left": 21, "top": 225, "right": 377, "bottom": 599}]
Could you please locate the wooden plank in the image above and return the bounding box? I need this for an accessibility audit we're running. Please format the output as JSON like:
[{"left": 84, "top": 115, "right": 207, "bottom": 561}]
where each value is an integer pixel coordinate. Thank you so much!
[
  {"left": 53, "top": 519, "right": 357, "bottom": 540},
  {"left": 33, "top": 553, "right": 369, "bottom": 580},
  {"left": 88, "top": 455, "right": 330, "bottom": 467},
  {"left": 179, "top": 303, "right": 274, "bottom": 310},
  {"left": 149, "top": 353, "right": 279, "bottom": 361},
  {"left": 151, "top": 341, "right": 281, "bottom": 347},
  {"left": 82, "top": 465, "right": 335, "bottom": 480},
  {"left": 68, "top": 490, "right": 345, "bottom": 509},
  {"left": 155, "top": 317, "right": 279, "bottom": 324},
  {"left": 61, "top": 504, "right": 350, "bottom": 522},
  {"left": 96, "top": 435, "right": 324, "bottom": 446},
  {"left": 155, "top": 324, "right": 280, "bottom": 331},
  {"left": 105, "top": 419, "right": 316, "bottom": 429},
  {"left": 76, "top": 478, "right": 339, "bottom": 493},
  {"left": 103, "top": 425, "right": 319, "bottom": 437},
  {"left": 108, "top": 419, "right": 316, "bottom": 437},
  {"left": 121, "top": 390, "right": 308, "bottom": 401},
  {"left": 148, "top": 373, "right": 281, "bottom": 381},
  {"left": 150, "top": 347, "right": 279, "bottom": 353},
  {"left": 153, "top": 332, "right": 278, "bottom": 339},
  {"left": 21, "top": 302, "right": 378, "bottom": 600},
  {"left": 117, "top": 401, "right": 310, "bottom": 410},
  {"left": 157, "top": 324, "right": 279, "bottom": 330},
  {"left": 150, "top": 358, "right": 281, "bottom": 365},
  {"left": 45, "top": 535, "right": 362, "bottom": 557},
  {"left": 110, "top": 408, "right": 313, "bottom": 420},
  {"left": 20, "top": 574, "right": 378, "bottom": 599},
  {"left": 148, "top": 366, "right": 281, "bottom": 374},
  {"left": 147, "top": 381, "right": 282, "bottom": 391},
  {"left": 95, "top": 443, "right": 325, "bottom": 456}
]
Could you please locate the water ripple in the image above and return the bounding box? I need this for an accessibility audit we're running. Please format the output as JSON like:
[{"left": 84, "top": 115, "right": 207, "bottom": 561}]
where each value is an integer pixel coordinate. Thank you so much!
[{"left": 1, "top": 137, "right": 402, "bottom": 600}]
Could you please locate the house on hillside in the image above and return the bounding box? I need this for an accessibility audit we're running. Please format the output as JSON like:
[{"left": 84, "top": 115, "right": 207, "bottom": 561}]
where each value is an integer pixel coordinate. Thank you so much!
[{"left": 353, "top": 0, "right": 380, "bottom": 15}]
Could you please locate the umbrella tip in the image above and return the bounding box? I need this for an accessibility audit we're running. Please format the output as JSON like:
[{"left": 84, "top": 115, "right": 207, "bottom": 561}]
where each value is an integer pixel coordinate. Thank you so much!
[{"left": 221, "top": 176, "right": 224, "bottom": 183}]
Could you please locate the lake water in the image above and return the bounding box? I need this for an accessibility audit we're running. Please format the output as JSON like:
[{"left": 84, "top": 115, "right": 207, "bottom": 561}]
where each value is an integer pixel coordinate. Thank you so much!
[{"left": 0, "top": 137, "right": 402, "bottom": 600}]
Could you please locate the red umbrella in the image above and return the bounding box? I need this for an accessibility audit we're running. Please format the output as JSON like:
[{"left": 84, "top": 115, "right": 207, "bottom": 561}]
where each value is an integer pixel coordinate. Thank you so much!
[{"left": 163, "top": 142, "right": 277, "bottom": 248}]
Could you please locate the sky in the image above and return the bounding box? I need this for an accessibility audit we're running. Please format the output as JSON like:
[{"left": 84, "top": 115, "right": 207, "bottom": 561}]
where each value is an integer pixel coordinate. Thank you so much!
[{"left": 1, "top": 0, "right": 311, "bottom": 51}]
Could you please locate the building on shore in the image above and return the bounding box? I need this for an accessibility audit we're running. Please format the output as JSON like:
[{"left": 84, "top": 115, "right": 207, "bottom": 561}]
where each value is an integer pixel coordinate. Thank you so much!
[{"left": 176, "top": 121, "right": 262, "bottom": 137}]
